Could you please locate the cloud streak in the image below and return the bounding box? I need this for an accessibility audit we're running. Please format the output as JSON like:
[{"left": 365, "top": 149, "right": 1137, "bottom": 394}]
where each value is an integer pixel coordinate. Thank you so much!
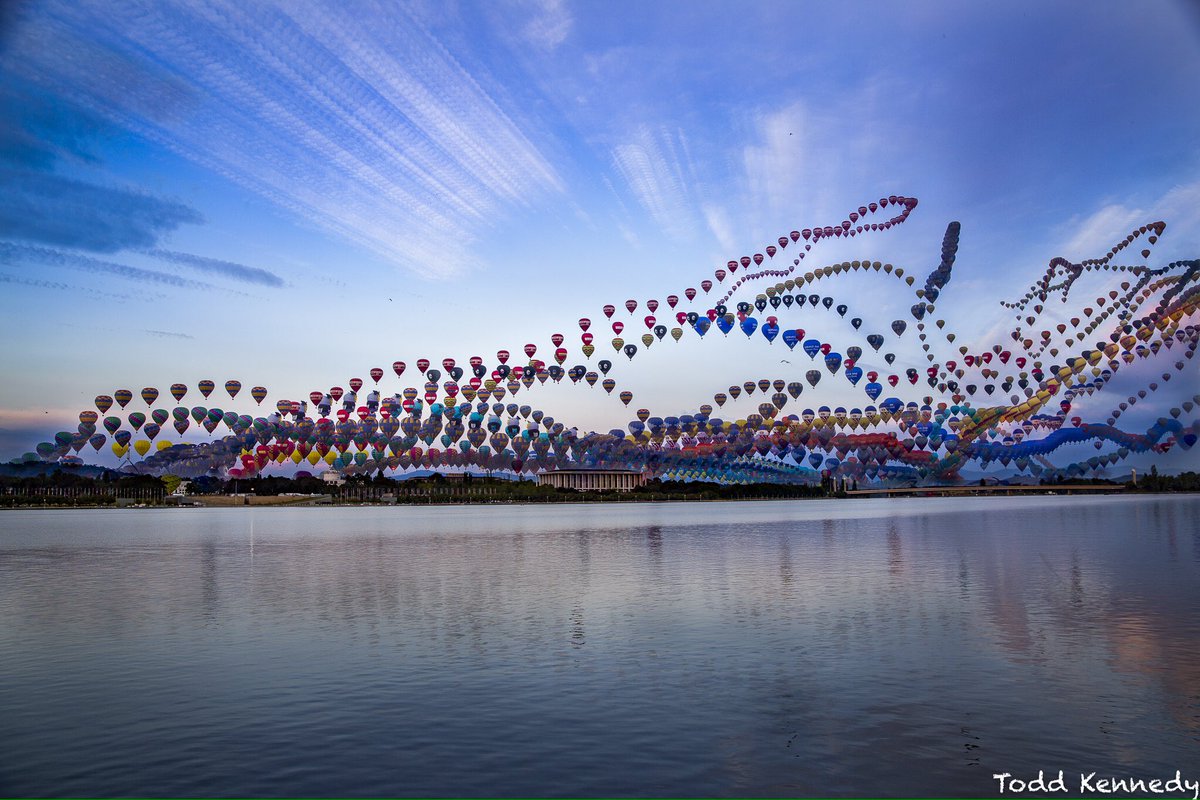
[
  {"left": 611, "top": 126, "right": 702, "bottom": 240},
  {"left": 0, "top": 242, "right": 226, "bottom": 293},
  {"left": 3, "top": 0, "right": 565, "bottom": 279},
  {"left": 143, "top": 249, "right": 285, "bottom": 288},
  {"left": 0, "top": 167, "right": 202, "bottom": 252},
  {"left": 0, "top": 271, "right": 154, "bottom": 303}
]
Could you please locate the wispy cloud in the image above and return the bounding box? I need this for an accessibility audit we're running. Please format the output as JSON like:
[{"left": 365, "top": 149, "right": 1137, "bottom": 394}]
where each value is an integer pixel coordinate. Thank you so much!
[
  {"left": 144, "top": 329, "right": 194, "bottom": 340},
  {"left": 519, "top": 0, "right": 572, "bottom": 50},
  {"left": 611, "top": 126, "right": 701, "bottom": 240},
  {"left": 3, "top": 0, "right": 565, "bottom": 279},
  {"left": 701, "top": 204, "right": 737, "bottom": 253},
  {"left": 1057, "top": 180, "right": 1200, "bottom": 262},
  {"left": 0, "top": 272, "right": 68, "bottom": 291},
  {"left": 143, "top": 249, "right": 284, "bottom": 288}
]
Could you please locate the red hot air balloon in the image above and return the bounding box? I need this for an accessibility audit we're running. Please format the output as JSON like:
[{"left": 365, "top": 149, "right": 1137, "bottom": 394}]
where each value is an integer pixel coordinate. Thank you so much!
[
  {"left": 611, "top": 321, "right": 624, "bottom": 335},
  {"left": 349, "top": 378, "right": 363, "bottom": 392},
  {"left": 701, "top": 280, "right": 712, "bottom": 293},
  {"left": 551, "top": 333, "right": 564, "bottom": 347},
  {"left": 646, "top": 299, "right": 659, "bottom": 313},
  {"left": 625, "top": 299, "right": 637, "bottom": 313},
  {"left": 603, "top": 304, "right": 616, "bottom": 318},
  {"left": 685, "top": 288, "right": 697, "bottom": 301},
  {"left": 330, "top": 386, "right": 344, "bottom": 401},
  {"left": 393, "top": 361, "right": 406, "bottom": 377},
  {"left": 497, "top": 350, "right": 510, "bottom": 364},
  {"left": 667, "top": 295, "right": 679, "bottom": 308},
  {"left": 370, "top": 367, "right": 384, "bottom": 383},
  {"left": 524, "top": 343, "right": 537, "bottom": 358}
]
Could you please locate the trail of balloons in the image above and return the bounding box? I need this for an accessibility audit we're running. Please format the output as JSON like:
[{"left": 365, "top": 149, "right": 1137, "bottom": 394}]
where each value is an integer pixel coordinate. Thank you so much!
[{"left": 30, "top": 194, "right": 1200, "bottom": 484}]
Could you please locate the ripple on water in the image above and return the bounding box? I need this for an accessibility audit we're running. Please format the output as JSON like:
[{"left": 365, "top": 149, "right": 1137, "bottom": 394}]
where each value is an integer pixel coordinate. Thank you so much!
[{"left": 0, "top": 496, "right": 1197, "bottom": 797}]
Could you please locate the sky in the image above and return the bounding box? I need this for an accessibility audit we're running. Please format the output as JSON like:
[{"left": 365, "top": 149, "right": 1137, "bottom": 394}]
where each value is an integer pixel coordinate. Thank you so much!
[{"left": 1, "top": 0, "right": 1198, "bottom": 472}]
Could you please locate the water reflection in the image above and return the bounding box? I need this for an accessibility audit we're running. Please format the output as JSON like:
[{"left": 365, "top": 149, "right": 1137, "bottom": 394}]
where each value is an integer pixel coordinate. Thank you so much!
[{"left": 0, "top": 497, "right": 1197, "bottom": 797}]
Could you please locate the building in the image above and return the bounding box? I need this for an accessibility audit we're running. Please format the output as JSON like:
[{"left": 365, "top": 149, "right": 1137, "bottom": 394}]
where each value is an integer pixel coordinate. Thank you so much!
[{"left": 536, "top": 469, "right": 646, "bottom": 492}]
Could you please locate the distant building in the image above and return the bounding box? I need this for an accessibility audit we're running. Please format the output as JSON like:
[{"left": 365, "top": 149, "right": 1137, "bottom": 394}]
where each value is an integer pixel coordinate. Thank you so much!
[
  {"left": 321, "top": 470, "right": 345, "bottom": 486},
  {"left": 537, "top": 469, "right": 645, "bottom": 492},
  {"left": 434, "top": 472, "right": 480, "bottom": 482}
]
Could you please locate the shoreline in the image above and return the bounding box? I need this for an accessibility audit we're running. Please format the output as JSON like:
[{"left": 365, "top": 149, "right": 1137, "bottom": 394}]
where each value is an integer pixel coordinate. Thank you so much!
[{"left": 4, "top": 487, "right": 1197, "bottom": 510}]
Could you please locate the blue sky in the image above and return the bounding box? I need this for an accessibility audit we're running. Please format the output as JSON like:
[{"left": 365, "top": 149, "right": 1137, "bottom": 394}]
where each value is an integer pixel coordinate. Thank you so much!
[{"left": 1, "top": 0, "right": 1198, "bottom": 471}]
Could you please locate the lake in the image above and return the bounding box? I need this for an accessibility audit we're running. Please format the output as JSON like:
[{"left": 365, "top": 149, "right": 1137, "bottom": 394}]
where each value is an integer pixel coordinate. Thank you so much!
[{"left": 1, "top": 496, "right": 1198, "bottom": 797}]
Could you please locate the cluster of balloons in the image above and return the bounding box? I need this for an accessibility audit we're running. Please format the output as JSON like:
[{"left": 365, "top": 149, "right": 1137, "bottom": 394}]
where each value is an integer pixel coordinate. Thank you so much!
[{"left": 28, "top": 194, "right": 1200, "bottom": 486}]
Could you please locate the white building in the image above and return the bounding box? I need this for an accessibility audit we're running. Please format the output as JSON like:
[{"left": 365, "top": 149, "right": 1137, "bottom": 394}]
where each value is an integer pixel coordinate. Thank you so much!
[{"left": 536, "top": 469, "right": 645, "bottom": 492}]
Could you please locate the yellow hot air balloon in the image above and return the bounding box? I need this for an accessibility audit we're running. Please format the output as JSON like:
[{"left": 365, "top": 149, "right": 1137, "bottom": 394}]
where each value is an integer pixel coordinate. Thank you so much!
[
  {"left": 157, "top": 440, "right": 172, "bottom": 451},
  {"left": 133, "top": 440, "right": 151, "bottom": 457},
  {"left": 112, "top": 443, "right": 129, "bottom": 458}
]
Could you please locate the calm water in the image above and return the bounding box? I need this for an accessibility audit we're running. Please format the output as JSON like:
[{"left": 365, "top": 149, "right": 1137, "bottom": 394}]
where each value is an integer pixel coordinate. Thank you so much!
[{"left": 1, "top": 496, "right": 1198, "bottom": 797}]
